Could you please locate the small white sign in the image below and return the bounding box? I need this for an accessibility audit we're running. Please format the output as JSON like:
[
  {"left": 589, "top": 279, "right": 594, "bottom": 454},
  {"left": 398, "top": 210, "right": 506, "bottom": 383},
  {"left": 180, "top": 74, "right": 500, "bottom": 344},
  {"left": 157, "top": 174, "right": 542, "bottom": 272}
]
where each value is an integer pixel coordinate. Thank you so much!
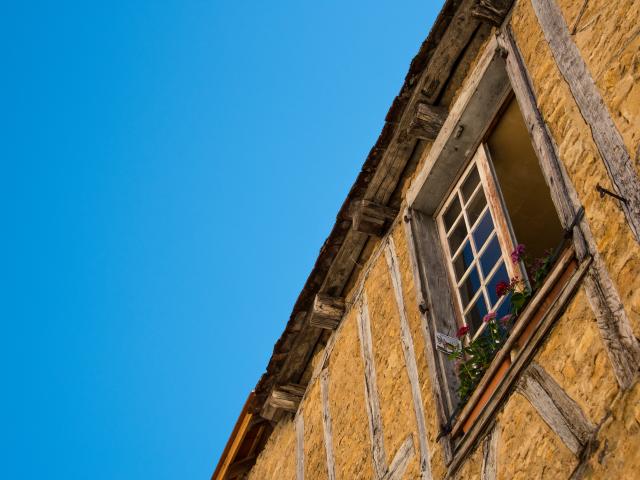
[{"left": 435, "top": 332, "right": 461, "bottom": 355}]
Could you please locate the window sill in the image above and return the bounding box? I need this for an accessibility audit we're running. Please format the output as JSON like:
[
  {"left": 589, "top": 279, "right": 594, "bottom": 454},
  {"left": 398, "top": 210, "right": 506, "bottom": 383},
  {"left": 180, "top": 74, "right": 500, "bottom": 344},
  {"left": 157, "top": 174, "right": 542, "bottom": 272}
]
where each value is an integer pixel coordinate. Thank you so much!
[{"left": 445, "top": 246, "right": 592, "bottom": 473}]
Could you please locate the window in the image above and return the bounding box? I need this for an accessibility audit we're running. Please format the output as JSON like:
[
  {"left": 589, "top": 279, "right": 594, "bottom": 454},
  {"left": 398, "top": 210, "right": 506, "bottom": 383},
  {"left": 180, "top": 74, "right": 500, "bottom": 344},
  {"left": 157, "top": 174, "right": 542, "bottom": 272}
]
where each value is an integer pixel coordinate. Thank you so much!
[{"left": 437, "top": 96, "right": 563, "bottom": 338}]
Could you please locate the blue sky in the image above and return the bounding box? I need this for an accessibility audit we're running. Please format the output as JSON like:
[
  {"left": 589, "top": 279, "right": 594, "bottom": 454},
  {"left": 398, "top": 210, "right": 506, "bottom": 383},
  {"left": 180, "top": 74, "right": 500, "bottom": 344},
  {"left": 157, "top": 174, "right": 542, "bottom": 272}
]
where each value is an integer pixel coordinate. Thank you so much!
[{"left": 1, "top": 1, "right": 441, "bottom": 478}]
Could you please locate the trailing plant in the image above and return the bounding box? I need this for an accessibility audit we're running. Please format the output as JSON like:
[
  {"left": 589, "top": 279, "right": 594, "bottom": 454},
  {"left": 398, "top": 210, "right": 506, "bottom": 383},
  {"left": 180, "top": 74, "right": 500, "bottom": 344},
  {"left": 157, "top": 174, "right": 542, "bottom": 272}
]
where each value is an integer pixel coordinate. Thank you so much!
[{"left": 448, "top": 244, "right": 556, "bottom": 405}]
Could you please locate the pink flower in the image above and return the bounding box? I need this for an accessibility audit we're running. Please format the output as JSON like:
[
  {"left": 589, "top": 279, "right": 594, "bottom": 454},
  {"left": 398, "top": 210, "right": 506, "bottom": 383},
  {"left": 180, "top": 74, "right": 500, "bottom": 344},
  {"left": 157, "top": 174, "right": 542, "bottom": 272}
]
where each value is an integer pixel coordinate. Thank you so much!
[
  {"left": 483, "top": 312, "right": 496, "bottom": 323},
  {"left": 499, "top": 314, "right": 513, "bottom": 325},
  {"left": 456, "top": 325, "right": 470, "bottom": 338},
  {"left": 511, "top": 244, "right": 526, "bottom": 264},
  {"left": 496, "top": 281, "right": 510, "bottom": 297}
]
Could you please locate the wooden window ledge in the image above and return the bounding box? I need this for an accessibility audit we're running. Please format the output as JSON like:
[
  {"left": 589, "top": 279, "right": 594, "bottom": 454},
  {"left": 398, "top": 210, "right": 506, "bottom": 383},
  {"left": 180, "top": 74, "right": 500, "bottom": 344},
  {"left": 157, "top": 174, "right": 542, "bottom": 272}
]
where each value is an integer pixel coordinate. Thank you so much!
[{"left": 445, "top": 246, "right": 592, "bottom": 476}]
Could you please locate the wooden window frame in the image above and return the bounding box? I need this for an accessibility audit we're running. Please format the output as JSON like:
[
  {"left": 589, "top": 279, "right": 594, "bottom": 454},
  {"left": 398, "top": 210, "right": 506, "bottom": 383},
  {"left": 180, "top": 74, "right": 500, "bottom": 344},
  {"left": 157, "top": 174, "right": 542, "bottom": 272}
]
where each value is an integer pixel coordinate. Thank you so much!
[
  {"left": 436, "top": 145, "right": 527, "bottom": 338},
  {"left": 403, "top": 34, "right": 593, "bottom": 473}
]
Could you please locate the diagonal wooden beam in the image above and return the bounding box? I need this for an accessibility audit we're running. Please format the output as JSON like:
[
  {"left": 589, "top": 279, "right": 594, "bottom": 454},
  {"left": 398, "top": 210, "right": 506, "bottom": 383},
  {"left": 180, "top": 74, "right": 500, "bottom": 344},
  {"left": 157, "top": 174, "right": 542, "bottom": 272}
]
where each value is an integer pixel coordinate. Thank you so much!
[
  {"left": 382, "top": 436, "right": 415, "bottom": 480},
  {"left": 517, "top": 363, "right": 595, "bottom": 456},
  {"left": 356, "top": 295, "right": 388, "bottom": 479}
]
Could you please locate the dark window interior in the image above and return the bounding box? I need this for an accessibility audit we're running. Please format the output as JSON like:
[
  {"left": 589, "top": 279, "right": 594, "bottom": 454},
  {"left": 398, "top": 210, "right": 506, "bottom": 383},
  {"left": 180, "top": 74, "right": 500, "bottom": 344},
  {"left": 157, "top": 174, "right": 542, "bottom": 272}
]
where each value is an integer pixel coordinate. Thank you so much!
[{"left": 487, "top": 97, "right": 564, "bottom": 268}]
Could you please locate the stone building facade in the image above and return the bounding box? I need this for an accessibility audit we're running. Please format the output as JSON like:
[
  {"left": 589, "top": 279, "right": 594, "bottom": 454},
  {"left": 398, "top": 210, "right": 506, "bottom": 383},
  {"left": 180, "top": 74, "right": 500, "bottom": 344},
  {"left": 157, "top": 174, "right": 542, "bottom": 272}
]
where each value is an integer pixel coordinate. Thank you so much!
[{"left": 213, "top": 0, "right": 640, "bottom": 478}]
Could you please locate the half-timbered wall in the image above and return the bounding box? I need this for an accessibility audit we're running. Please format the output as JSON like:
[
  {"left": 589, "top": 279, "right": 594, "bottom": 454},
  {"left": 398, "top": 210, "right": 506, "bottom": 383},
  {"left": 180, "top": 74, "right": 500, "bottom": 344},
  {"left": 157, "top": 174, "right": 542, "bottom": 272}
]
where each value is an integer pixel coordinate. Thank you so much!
[{"left": 229, "top": 1, "right": 640, "bottom": 478}]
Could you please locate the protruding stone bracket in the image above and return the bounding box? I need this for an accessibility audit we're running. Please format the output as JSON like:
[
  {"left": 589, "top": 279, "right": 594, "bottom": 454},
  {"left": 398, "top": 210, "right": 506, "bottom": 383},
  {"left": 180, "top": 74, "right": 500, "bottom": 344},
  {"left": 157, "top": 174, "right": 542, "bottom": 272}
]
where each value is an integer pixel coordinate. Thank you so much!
[
  {"left": 471, "top": 0, "right": 513, "bottom": 26},
  {"left": 267, "top": 384, "right": 306, "bottom": 413},
  {"left": 309, "top": 294, "right": 345, "bottom": 330},
  {"left": 406, "top": 102, "right": 448, "bottom": 141},
  {"left": 351, "top": 200, "right": 399, "bottom": 237}
]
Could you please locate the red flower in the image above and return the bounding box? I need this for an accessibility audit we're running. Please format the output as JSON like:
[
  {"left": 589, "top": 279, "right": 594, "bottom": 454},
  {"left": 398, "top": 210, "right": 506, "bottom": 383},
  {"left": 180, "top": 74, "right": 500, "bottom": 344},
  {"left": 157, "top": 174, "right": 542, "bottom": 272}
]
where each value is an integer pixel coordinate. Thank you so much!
[
  {"left": 456, "top": 325, "right": 470, "bottom": 338},
  {"left": 495, "top": 281, "right": 510, "bottom": 297}
]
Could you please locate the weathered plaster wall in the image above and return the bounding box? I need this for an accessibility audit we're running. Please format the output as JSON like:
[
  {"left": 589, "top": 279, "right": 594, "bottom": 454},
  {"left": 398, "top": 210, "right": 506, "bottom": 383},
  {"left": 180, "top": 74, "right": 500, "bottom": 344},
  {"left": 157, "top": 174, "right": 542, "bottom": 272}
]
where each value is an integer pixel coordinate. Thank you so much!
[
  {"left": 510, "top": 0, "right": 640, "bottom": 338},
  {"left": 247, "top": 416, "right": 296, "bottom": 480}
]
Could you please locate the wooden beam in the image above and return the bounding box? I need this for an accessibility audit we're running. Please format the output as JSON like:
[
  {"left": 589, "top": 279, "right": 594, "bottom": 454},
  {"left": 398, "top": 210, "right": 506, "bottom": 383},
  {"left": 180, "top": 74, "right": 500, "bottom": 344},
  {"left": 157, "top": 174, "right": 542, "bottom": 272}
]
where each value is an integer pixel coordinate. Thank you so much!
[
  {"left": 385, "top": 238, "right": 433, "bottom": 479},
  {"left": 226, "top": 455, "right": 257, "bottom": 478},
  {"left": 420, "top": 0, "right": 482, "bottom": 103},
  {"left": 356, "top": 295, "right": 388, "bottom": 479},
  {"left": 407, "top": 35, "right": 512, "bottom": 212},
  {"left": 406, "top": 103, "right": 448, "bottom": 141},
  {"left": 517, "top": 363, "right": 595, "bottom": 456},
  {"left": 309, "top": 294, "right": 345, "bottom": 330},
  {"left": 403, "top": 208, "right": 455, "bottom": 463},
  {"left": 267, "top": 384, "right": 305, "bottom": 413},
  {"left": 481, "top": 423, "right": 499, "bottom": 480},
  {"left": 471, "top": 0, "right": 513, "bottom": 26},
  {"left": 382, "top": 436, "right": 415, "bottom": 480},
  {"left": 295, "top": 411, "right": 304, "bottom": 480},
  {"left": 531, "top": 0, "right": 640, "bottom": 243},
  {"left": 320, "top": 369, "right": 336, "bottom": 480},
  {"left": 352, "top": 200, "right": 398, "bottom": 237},
  {"left": 499, "top": 27, "right": 640, "bottom": 389}
]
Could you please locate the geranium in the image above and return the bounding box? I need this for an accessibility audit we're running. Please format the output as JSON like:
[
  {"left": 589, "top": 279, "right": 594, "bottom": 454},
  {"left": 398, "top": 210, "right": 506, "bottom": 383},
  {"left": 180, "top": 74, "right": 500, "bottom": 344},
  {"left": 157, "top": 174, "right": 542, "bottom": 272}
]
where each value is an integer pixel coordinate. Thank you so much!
[
  {"left": 511, "top": 244, "right": 526, "bottom": 263},
  {"left": 483, "top": 312, "right": 496, "bottom": 323},
  {"left": 495, "top": 280, "right": 510, "bottom": 297},
  {"left": 499, "top": 314, "right": 513, "bottom": 325},
  {"left": 456, "top": 325, "right": 470, "bottom": 338}
]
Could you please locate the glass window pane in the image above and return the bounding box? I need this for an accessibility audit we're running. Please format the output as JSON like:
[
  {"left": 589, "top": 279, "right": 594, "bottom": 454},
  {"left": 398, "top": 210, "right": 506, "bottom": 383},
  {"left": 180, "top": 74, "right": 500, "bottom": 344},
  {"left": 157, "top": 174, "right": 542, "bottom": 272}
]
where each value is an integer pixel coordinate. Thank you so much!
[
  {"left": 461, "top": 166, "right": 480, "bottom": 203},
  {"left": 467, "top": 188, "right": 487, "bottom": 226},
  {"left": 448, "top": 218, "right": 467, "bottom": 256},
  {"left": 453, "top": 240, "right": 474, "bottom": 280},
  {"left": 479, "top": 235, "right": 501, "bottom": 278},
  {"left": 495, "top": 295, "right": 512, "bottom": 320},
  {"left": 443, "top": 196, "right": 461, "bottom": 232},
  {"left": 487, "top": 262, "right": 509, "bottom": 307},
  {"left": 465, "top": 295, "right": 488, "bottom": 333},
  {"left": 472, "top": 210, "right": 494, "bottom": 249},
  {"left": 459, "top": 266, "right": 481, "bottom": 307}
]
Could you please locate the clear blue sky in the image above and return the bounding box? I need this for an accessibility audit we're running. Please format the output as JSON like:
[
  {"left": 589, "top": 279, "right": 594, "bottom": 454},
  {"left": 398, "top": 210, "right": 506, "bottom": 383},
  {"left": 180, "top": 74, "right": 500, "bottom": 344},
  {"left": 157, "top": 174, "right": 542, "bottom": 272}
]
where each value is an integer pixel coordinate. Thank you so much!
[{"left": 1, "top": 1, "right": 442, "bottom": 478}]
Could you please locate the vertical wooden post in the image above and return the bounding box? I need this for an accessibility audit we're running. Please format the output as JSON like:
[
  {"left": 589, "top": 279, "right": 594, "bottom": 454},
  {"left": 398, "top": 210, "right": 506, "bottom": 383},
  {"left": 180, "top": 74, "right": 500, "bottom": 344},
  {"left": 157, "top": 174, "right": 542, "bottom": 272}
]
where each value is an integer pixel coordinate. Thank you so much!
[
  {"left": 295, "top": 411, "right": 304, "bottom": 480},
  {"left": 320, "top": 369, "right": 336, "bottom": 480}
]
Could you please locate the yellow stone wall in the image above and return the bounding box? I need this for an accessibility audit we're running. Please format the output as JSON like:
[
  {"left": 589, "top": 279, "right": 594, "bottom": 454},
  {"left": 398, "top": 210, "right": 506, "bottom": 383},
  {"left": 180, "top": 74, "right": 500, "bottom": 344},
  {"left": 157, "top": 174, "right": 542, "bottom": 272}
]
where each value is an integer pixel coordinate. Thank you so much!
[
  {"left": 326, "top": 308, "right": 375, "bottom": 480},
  {"left": 301, "top": 380, "right": 328, "bottom": 480},
  {"left": 247, "top": 416, "right": 296, "bottom": 480},
  {"left": 391, "top": 225, "right": 448, "bottom": 479},
  {"left": 496, "top": 393, "right": 578, "bottom": 479},
  {"left": 535, "top": 288, "right": 618, "bottom": 423},
  {"left": 364, "top": 243, "right": 420, "bottom": 477},
  {"left": 510, "top": 0, "right": 640, "bottom": 337},
  {"left": 245, "top": 1, "right": 639, "bottom": 478}
]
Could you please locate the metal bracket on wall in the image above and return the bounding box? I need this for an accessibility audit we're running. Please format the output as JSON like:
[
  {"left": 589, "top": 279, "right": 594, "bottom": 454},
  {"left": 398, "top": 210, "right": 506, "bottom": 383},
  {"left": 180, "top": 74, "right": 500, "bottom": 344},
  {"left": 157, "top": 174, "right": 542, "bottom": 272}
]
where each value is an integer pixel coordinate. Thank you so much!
[{"left": 596, "top": 183, "right": 628, "bottom": 205}]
